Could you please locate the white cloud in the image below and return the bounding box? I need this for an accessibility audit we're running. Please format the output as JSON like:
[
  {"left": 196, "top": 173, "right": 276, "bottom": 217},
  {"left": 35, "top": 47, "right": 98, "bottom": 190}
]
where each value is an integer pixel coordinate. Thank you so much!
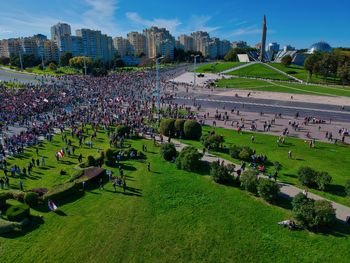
[
  {"left": 126, "top": 12, "right": 182, "bottom": 34},
  {"left": 229, "top": 26, "right": 261, "bottom": 36},
  {"left": 186, "top": 15, "right": 220, "bottom": 33},
  {"left": 83, "top": 0, "right": 119, "bottom": 33}
]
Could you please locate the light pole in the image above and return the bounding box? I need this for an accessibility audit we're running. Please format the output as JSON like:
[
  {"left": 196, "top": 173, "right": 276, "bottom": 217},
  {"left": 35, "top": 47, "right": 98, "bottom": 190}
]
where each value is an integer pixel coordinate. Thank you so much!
[
  {"left": 83, "top": 56, "right": 88, "bottom": 76},
  {"left": 155, "top": 56, "right": 164, "bottom": 124},
  {"left": 19, "top": 50, "right": 23, "bottom": 70},
  {"left": 192, "top": 54, "right": 200, "bottom": 90}
]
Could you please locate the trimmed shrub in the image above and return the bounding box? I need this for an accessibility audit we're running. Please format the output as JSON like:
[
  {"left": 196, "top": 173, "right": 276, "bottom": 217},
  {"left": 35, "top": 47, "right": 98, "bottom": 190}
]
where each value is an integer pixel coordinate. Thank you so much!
[
  {"left": 174, "top": 119, "right": 185, "bottom": 137},
  {"left": 313, "top": 200, "right": 336, "bottom": 227},
  {"left": 298, "top": 167, "right": 332, "bottom": 191},
  {"left": 210, "top": 162, "right": 231, "bottom": 184},
  {"left": 229, "top": 145, "right": 242, "bottom": 159},
  {"left": 201, "top": 133, "right": 224, "bottom": 150},
  {"left": 160, "top": 143, "right": 177, "bottom": 161},
  {"left": 257, "top": 179, "right": 280, "bottom": 203},
  {"left": 30, "top": 188, "right": 48, "bottom": 197},
  {"left": 44, "top": 182, "right": 77, "bottom": 202},
  {"left": 6, "top": 204, "right": 30, "bottom": 222},
  {"left": 160, "top": 119, "right": 175, "bottom": 137},
  {"left": 6, "top": 191, "right": 25, "bottom": 202},
  {"left": 116, "top": 125, "right": 130, "bottom": 137},
  {"left": 24, "top": 192, "right": 39, "bottom": 207},
  {"left": 176, "top": 146, "right": 203, "bottom": 172},
  {"left": 69, "top": 169, "right": 85, "bottom": 182},
  {"left": 77, "top": 167, "right": 105, "bottom": 184},
  {"left": 315, "top": 171, "right": 332, "bottom": 191},
  {"left": 229, "top": 145, "right": 254, "bottom": 161},
  {"left": 292, "top": 193, "right": 315, "bottom": 228},
  {"left": 183, "top": 120, "right": 202, "bottom": 140},
  {"left": 240, "top": 170, "right": 258, "bottom": 194},
  {"left": 238, "top": 147, "right": 254, "bottom": 161},
  {"left": 298, "top": 167, "right": 317, "bottom": 187}
]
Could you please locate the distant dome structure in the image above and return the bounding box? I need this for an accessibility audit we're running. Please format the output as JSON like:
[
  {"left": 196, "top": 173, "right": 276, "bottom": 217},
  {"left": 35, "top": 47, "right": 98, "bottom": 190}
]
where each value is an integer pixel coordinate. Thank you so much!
[{"left": 309, "top": 42, "right": 332, "bottom": 53}]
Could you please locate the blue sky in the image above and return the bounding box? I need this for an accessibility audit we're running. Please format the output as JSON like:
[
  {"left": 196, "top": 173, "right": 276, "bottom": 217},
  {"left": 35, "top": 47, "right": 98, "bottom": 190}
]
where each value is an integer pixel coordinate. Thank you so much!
[{"left": 0, "top": 0, "right": 349, "bottom": 48}]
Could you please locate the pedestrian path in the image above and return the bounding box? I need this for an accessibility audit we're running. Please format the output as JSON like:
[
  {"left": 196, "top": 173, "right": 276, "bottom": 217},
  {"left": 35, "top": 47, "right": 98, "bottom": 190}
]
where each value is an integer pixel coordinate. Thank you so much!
[{"left": 157, "top": 135, "right": 350, "bottom": 223}]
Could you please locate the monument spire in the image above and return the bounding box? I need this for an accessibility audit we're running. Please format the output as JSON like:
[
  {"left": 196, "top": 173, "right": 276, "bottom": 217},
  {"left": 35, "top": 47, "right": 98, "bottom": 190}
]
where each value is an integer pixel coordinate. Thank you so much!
[{"left": 259, "top": 15, "right": 267, "bottom": 62}]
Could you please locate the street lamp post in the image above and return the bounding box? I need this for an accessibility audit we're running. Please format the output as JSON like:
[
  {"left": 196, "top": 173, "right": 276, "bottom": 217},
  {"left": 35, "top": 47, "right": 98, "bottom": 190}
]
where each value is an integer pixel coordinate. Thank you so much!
[
  {"left": 192, "top": 55, "right": 200, "bottom": 90},
  {"left": 155, "top": 56, "right": 164, "bottom": 124}
]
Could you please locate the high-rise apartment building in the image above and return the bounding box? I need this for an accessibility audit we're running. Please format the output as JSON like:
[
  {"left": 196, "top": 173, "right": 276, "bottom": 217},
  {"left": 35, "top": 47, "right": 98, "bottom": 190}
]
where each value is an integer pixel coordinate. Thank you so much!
[
  {"left": 178, "top": 34, "right": 194, "bottom": 52},
  {"left": 232, "top": 41, "right": 248, "bottom": 49},
  {"left": 76, "top": 29, "right": 113, "bottom": 62},
  {"left": 127, "top": 32, "right": 145, "bottom": 57},
  {"left": 191, "top": 31, "right": 210, "bottom": 56},
  {"left": 143, "top": 27, "right": 175, "bottom": 60},
  {"left": 51, "top": 23, "right": 71, "bottom": 43},
  {"left": 113, "top": 37, "right": 132, "bottom": 56}
]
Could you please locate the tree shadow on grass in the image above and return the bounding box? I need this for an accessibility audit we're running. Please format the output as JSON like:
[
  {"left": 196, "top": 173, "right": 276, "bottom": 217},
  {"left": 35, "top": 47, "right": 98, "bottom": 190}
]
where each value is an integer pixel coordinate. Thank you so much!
[
  {"left": 54, "top": 210, "right": 67, "bottom": 216},
  {"left": 122, "top": 164, "right": 137, "bottom": 171},
  {"left": 326, "top": 184, "right": 346, "bottom": 197},
  {"left": 0, "top": 215, "right": 44, "bottom": 239},
  {"left": 312, "top": 220, "right": 350, "bottom": 237}
]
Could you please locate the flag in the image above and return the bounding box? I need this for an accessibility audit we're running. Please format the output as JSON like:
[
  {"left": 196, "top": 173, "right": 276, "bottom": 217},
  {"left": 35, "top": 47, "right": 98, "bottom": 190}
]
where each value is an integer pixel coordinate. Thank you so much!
[
  {"left": 58, "top": 149, "right": 64, "bottom": 158},
  {"left": 48, "top": 200, "right": 58, "bottom": 211}
]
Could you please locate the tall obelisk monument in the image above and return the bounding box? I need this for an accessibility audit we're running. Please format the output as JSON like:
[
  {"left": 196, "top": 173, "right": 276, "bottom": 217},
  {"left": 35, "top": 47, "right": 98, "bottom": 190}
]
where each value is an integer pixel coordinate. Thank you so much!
[{"left": 259, "top": 15, "right": 267, "bottom": 62}]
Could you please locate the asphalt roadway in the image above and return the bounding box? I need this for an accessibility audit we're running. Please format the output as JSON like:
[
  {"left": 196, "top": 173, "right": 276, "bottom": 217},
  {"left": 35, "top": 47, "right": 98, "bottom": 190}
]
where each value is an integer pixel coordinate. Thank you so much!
[
  {"left": 174, "top": 91, "right": 350, "bottom": 123},
  {"left": 0, "top": 67, "right": 39, "bottom": 84},
  {"left": 1, "top": 66, "right": 349, "bottom": 123}
]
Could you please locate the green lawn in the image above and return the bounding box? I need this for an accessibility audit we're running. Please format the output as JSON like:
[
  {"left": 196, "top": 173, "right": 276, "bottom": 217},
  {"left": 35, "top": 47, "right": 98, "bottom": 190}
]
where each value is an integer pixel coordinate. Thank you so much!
[
  {"left": 2, "top": 130, "right": 350, "bottom": 262},
  {"left": 228, "top": 63, "right": 292, "bottom": 81},
  {"left": 196, "top": 62, "right": 244, "bottom": 73},
  {"left": 181, "top": 126, "right": 350, "bottom": 207},
  {"left": 217, "top": 77, "right": 350, "bottom": 97},
  {"left": 27, "top": 66, "right": 81, "bottom": 76},
  {"left": 269, "top": 63, "right": 343, "bottom": 85}
]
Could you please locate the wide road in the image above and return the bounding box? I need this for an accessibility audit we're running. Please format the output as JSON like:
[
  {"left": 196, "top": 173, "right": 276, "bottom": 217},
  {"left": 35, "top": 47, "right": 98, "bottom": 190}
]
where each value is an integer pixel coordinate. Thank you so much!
[
  {"left": 0, "top": 67, "right": 39, "bottom": 84},
  {"left": 174, "top": 91, "right": 350, "bottom": 123}
]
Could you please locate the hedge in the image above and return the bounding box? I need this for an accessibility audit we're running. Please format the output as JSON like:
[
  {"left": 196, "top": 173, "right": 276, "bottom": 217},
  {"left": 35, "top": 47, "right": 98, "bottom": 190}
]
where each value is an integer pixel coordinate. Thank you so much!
[
  {"left": 160, "top": 143, "right": 177, "bottom": 161},
  {"left": 24, "top": 192, "right": 39, "bottom": 207},
  {"left": 6, "top": 204, "right": 30, "bottom": 222},
  {"left": 160, "top": 119, "right": 175, "bottom": 137},
  {"left": 183, "top": 120, "right": 202, "bottom": 140},
  {"left": 43, "top": 182, "right": 78, "bottom": 202}
]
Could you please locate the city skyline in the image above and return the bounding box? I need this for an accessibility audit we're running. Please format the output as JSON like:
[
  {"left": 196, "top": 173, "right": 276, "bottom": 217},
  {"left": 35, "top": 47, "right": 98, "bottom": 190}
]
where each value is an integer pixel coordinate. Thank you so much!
[{"left": 1, "top": 0, "right": 350, "bottom": 49}]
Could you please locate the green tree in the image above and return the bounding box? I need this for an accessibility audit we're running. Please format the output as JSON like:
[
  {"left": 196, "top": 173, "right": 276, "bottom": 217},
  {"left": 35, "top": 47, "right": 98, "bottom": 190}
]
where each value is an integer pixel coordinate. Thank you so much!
[
  {"left": 257, "top": 179, "right": 280, "bottom": 203},
  {"left": 160, "top": 143, "right": 177, "bottom": 161},
  {"left": 59, "top": 52, "right": 73, "bottom": 67},
  {"left": 281, "top": 55, "right": 292, "bottom": 67},
  {"left": 337, "top": 62, "right": 350, "bottom": 85},
  {"left": 292, "top": 193, "right": 315, "bottom": 228},
  {"left": 240, "top": 170, "right": 258, "bottom": 194},
  {"left": 0, "top": 56, "right": 10, "bottom": 65},
  {"left": 304, "top": 53, "right": 321, "bottom": 81},
  {"left": 224, "top": 49, "right": 238, "bottom": 62},
  {"left": 48, "top": 62, "right": 57, "bottom": 71},
  {"left": 175, "top": 146, "right": 202, "bottom": 172},
  {"left": 210, "top": 162, "right": 231, "bottom": 184},
  {"left": 69, "top": 56, "right": 93, "bottom": 69}
]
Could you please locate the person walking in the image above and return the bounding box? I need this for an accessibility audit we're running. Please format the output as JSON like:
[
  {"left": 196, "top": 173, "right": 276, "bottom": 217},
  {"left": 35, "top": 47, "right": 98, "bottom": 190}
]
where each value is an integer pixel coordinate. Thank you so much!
[
  {"left": 99, "top": 178, "right": 104, "bottom": 190},
  {"left": 147, "top": 162, "right": 151, "bottom": 172}
]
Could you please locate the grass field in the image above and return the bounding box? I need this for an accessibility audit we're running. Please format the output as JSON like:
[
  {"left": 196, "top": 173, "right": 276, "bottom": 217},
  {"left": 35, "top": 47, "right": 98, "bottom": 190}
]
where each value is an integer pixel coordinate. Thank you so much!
[
  {"left": 196, "top": 62, "right": 244, "bottom": 73},
  {"left": 27, "top": 66, "right": 81, "bottom": 75},
  {"left": 217, "top": 77, "right": 350, "bottom": 97},
  {"left": 228, "top": 63, "right": 292, "bottom": 81},
  {"left": 2, "top": 129, "right": 350, "bottom": 262},
  {"left": 181, "top": 126, "right": 350, "bottom": 207},
  {"left": 269, "top": 63, "right": 342, "bottom": 85}
]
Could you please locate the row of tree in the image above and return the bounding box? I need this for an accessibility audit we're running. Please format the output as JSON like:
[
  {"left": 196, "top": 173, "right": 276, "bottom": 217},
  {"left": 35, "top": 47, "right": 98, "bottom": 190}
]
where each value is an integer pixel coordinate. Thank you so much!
[{"left": 304, "top": 51, "right": 350, "bottom": 84}]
